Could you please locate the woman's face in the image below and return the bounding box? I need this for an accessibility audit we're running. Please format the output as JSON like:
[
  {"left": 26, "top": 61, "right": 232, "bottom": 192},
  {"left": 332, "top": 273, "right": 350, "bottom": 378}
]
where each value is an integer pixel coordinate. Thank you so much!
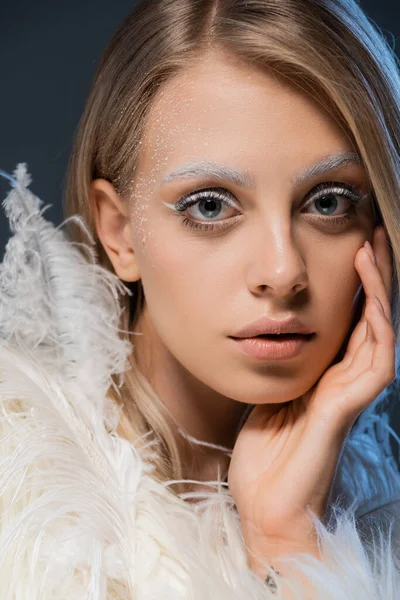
[{"left": 116, "top": 51, "right": 375, "bottom": 404}]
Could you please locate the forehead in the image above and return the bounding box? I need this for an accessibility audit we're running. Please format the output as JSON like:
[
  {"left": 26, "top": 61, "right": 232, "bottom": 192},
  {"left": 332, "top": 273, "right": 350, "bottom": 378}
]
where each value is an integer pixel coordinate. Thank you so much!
[{"left": 135, "top": 53, "right": 352, "bottom": 186}]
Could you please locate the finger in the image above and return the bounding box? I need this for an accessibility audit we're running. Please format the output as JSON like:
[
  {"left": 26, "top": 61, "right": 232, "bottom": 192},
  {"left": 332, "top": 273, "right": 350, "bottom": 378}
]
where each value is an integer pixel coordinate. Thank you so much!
[
  {"left": 345, "top": 297, "right": 377, "bottom": 375},
  {"left": 348, "top": 296, "right": 393, "bottom": 374},
  {"left": 340, "top": 292, "right": 367, "bottom": 368},
  {"left": 341, "top": 248, "right": 376, "bottom": 367},
  {"left": 368, "top": 297, "right": 396, "bottom": 381},
  {"left": 339, "top": 229, "right": 392, "bottom": 368},
  {"left": 356, "top": 244, "right": 391, "bottom": 318},
  {"left": 341, "top": 318, "right": 367, "bottom": 369},
  {"left": 346, "top": 297, "right": 395, "bottom": 408}
]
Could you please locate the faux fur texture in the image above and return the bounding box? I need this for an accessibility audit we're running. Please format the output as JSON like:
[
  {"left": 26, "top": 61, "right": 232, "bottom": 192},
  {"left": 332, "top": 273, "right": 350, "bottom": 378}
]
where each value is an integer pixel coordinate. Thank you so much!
[{"left": 1, "top": 163, "right": 400, "bottom": 598}]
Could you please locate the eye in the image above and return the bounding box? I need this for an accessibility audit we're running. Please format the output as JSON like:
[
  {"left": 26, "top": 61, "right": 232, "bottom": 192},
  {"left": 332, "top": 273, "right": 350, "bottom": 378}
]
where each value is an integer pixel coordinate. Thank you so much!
[
  {"left": 171, "top": 187, "right": 241, "bottom": 232},
  {"left": 302, "top": 181, "right": 367, "bottom": 225},
  {"left": 168, "top": 181, "right": 368, "bottom": 233}
]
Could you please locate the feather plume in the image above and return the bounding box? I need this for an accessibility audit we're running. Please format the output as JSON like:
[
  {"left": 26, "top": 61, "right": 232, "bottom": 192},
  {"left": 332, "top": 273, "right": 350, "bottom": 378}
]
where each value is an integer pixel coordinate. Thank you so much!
[{"left": 0, "top": 163, "right": 400, "bottom": 598}]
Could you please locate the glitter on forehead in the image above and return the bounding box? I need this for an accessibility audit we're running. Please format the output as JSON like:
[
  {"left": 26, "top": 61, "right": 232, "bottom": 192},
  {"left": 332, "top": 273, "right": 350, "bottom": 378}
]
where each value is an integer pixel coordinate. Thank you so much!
[
  {"left": 126, "top": 76, "right": 220, "bottom": 251},
  {"left": 124, "top": 69, "right": 231, "bottom": 254}
]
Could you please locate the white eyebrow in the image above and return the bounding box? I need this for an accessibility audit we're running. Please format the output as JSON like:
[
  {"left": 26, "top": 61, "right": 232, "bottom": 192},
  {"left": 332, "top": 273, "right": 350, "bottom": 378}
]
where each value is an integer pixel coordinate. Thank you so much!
[
  {"left": 160, "top": 152, "right": 364, "bottom": 189},
  {"left": 294, "top": 151, "right": 364, "bottom": 185},
  {"left": 161, "top": 161, "right": 255, "bottom": 188}
]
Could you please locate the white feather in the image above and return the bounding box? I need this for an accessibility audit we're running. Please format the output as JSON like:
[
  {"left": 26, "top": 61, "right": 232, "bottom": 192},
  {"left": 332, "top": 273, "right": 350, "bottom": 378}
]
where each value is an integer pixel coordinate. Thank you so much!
[{"left": 0, "top": 163, "right": 400, "bottom": 598}]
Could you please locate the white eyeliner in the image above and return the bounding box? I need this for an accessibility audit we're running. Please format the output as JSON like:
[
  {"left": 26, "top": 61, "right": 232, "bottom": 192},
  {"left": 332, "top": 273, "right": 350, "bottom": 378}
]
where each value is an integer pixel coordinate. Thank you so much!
[{"left": 162, "top": 200, "right": 179, "bottom": 211}]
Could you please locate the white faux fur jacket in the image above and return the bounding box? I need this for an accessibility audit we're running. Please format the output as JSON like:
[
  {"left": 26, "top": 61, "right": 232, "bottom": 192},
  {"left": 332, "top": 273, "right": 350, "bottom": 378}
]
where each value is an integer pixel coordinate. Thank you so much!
[{"left": 1, "top": 163, "right": 400, "bottom": 599}]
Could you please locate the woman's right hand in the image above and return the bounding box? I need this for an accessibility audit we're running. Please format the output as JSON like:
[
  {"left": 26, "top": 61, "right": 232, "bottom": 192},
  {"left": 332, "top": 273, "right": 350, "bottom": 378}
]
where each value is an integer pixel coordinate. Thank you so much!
[{"left": 227, "top": 226, "right": 395, "bottom": 578}]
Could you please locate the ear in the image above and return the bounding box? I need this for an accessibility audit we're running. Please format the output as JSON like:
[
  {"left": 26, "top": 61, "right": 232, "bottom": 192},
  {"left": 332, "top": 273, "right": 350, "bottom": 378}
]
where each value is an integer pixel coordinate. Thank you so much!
[{"left": 91, "top": 178, "right": 141, "bottom": 282}]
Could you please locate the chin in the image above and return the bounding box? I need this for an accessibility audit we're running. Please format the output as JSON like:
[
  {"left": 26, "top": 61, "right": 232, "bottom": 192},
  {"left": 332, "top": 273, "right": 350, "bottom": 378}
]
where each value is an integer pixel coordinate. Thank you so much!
[{"left": 231, "top": 378, "right": 317, "bottom": 405}]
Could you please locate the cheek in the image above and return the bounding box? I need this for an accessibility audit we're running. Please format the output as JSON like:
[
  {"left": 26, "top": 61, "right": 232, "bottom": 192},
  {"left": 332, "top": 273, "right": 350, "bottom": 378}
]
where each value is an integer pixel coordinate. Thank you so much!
[
  {"left": 132, "top": 222, "right": 220, "bottom": 337},
  {"left": 313, "top": 246, "right": 362, "bottom": 343}
]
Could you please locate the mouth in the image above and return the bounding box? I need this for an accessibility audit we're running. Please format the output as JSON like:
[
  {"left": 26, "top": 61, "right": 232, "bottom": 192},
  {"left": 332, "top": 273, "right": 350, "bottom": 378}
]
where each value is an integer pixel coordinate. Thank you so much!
[
  {"left": 229, "top": 333, "right": 315, "bottom": 360},
  {"left": 231, "top": 333, "right": 314, "bottom": 340},
  {"left": 245, "top": 333, "right": 314, "bottom": 340}
]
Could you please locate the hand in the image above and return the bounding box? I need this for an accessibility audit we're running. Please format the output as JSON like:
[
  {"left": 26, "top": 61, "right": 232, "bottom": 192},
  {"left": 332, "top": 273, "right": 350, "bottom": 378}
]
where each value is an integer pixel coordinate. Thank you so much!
[{"left": 228, "top": 226, "right": 395, "bottom": 564}]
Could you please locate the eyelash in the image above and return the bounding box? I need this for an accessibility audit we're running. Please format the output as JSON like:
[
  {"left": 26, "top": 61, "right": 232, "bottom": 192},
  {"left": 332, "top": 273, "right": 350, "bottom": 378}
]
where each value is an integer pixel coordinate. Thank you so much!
[{"left": 171, "top": 182, "right": 368, "bottom": 232}]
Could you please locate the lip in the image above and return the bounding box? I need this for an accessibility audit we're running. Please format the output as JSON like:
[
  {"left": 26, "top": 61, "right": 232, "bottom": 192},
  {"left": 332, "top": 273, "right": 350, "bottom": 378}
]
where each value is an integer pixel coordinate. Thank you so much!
[
  {"left": 229, "top": 334, "right": 314, "bottom": 361},
  {"left": 231, "top": 315, "right": 315, "bottom": 338}
]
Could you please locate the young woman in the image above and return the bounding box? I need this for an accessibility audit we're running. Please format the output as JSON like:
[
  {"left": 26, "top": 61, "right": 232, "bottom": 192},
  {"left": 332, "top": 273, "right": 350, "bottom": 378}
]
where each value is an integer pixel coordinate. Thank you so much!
[{"left": 1, "top": 0, "right": 400, "bottom": 597}]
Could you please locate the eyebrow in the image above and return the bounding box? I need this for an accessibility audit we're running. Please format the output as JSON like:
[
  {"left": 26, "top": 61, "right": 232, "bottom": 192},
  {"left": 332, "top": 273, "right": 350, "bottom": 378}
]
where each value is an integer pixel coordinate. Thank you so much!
[{"left": 160, "top": 151, "right": 364, "bottom": 189}]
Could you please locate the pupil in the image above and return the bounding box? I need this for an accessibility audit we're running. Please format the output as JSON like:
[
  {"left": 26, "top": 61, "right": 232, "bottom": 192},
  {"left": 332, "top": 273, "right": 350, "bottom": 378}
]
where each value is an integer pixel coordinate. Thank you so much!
[
  {"left": 200, "top": 198, "right": 221, "bottom": 218},
  {"left": 317, "top": 195, "right": 337, "bottom": 214}
]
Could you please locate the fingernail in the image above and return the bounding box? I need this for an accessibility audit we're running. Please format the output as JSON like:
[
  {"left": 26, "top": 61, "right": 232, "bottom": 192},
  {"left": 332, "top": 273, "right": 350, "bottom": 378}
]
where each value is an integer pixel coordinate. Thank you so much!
[{"left": 364, "top": 240, "right": 376, "bottom": 265}]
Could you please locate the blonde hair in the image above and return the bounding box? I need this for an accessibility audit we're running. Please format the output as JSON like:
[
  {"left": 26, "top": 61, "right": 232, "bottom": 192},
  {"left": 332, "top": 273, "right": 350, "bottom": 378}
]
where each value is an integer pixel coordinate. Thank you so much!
[{"left": 63, "top": 0, "right": 400, "bottom": 492}]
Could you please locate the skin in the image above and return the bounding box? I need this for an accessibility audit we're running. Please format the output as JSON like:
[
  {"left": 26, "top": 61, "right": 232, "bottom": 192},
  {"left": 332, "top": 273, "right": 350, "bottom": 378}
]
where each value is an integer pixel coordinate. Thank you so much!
[
  {"left": 229, "top": 222, "right": 394, "bottom": 586},
  {"left": 92, "top": 49, "right": 381, "bottom": 490}
]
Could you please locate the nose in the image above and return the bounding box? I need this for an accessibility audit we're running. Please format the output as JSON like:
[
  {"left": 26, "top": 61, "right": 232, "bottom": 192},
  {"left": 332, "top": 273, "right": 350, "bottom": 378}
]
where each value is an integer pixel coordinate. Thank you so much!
[{"left": 246, "top": 221, "right": 309, "bottom": 299}]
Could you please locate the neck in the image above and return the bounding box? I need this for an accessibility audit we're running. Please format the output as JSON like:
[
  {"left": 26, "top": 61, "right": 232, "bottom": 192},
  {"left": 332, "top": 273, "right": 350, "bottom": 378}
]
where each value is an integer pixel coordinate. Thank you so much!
[{"left": 126, "top": 303, "right": 249, "bottom": 487}]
